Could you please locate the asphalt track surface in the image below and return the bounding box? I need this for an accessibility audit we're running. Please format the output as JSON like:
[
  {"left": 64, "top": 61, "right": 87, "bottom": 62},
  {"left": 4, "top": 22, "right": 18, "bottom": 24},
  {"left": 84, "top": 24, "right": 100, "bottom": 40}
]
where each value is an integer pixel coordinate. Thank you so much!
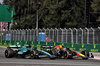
[{"left": 0, "top": 47, "right": 100, "bottom": 66}]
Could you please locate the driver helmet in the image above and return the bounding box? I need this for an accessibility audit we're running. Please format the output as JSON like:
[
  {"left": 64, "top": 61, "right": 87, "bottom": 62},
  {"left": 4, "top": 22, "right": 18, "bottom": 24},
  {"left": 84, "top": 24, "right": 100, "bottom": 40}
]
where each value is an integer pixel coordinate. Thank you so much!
[{"left": 61, "top": 44, "right": 64, "bottom": 48}]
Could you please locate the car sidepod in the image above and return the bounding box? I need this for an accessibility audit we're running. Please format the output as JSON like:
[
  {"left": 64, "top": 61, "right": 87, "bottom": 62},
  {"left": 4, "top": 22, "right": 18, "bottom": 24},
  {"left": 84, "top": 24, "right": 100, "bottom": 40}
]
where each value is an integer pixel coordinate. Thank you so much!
[{"left": 38, "top": 50, "right": 56, "bottom": 59}]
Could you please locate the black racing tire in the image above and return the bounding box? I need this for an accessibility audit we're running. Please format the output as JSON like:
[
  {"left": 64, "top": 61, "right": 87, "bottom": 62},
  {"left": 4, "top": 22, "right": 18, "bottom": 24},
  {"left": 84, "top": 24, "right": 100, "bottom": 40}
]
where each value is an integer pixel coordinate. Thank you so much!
[
  {"left": 81, "top": 50, "right": 89, "bottom": 59},
  {"left": 63, "top": 51, "right": 69, "bottom": 59},
  {"left": 30, "top": 50, "right": 39, "bottom": 59},
  {"left": 5, "top": 48, "right": 14, "bottom": 58},
  {"left": 30, "top": 50, "right": 36, "bottom": 59}
]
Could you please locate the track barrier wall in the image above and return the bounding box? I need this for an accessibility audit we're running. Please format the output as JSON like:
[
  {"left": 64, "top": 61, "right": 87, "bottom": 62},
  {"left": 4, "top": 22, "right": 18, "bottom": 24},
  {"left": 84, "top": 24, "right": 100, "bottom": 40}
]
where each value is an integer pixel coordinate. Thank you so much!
[
  {"left": 1, "top": 28, "right": 100, "bottom": 44},
  {"left": 0, "top": 40, "right": 100, "bottom": 52}
]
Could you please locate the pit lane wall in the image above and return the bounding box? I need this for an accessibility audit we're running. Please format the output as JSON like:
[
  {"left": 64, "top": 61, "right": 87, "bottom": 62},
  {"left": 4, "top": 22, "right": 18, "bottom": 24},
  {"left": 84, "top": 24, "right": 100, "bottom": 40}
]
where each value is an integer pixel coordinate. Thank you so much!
[{"left": 0, "top": 40, "right": 99, "bottom": 52}]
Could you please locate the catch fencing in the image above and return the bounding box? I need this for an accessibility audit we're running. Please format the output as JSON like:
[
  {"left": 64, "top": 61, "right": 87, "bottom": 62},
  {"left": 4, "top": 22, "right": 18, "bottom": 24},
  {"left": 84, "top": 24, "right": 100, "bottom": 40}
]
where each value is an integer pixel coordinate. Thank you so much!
[{"left": 0, "top": 27, "right": 100, "bottom": 44}]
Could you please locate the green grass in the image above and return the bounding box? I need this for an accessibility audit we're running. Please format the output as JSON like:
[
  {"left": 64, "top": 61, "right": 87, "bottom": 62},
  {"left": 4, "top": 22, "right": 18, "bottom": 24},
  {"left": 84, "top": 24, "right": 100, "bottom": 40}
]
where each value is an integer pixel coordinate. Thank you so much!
[{"left": 0, "top": 45, "right": 8, "bottom": 47}]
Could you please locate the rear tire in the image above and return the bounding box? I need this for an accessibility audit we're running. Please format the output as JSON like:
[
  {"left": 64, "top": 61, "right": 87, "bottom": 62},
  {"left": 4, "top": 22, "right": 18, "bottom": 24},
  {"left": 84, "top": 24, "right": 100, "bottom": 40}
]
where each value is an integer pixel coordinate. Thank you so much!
[
  {"left": 81, "top": 50, "right": 89, "bottom": 59},
  {"left": 5, "top": 48, "right": 14, "bottom": 58},
  {"left": 63, "top": 51, "right": 69, "bottom": 59}
]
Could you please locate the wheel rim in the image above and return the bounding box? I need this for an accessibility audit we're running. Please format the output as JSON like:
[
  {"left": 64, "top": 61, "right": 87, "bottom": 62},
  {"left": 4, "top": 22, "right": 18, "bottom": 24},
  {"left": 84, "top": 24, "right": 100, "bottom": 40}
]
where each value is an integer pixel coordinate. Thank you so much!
[
  {"left": 63, "top": 51, "right": 67, "bottom": 59},
  {"left": 5, "top": 50, "right": 9, "bottom": 58},
  {"left": 52, "top": 50, "right": 54, "bottom": 55},
  {"left": 30, "top": 50, "right": 35, "bottom": 59}
]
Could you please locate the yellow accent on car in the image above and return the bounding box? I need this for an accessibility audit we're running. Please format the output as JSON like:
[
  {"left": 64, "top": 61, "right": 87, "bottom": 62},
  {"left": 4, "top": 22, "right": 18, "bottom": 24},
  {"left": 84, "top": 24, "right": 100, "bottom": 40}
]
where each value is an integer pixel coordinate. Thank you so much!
[
  {"left": 17, "top": 42, "right": 19, "bottom": 45},
  {"left": 31, "top": 50, "right": 36, "bottom": 59},
  {"left": 79, "top": 54, "right": 85, "bottom": 57},
  {"left": 52, "top": 51, "right": 54, "bottom": 55},
  {"left": 6, "top": 49, "right": 9, "bottom": 57},
  {"left": 60, "top": 45, "right": 62, "bottom": 48}
]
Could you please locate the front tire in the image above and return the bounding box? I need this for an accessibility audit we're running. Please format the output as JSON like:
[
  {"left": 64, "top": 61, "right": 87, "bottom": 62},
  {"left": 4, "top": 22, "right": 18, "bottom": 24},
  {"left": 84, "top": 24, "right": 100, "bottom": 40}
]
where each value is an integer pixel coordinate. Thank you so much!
[
  {"left": 30, "top": 50, "right": 39, "bottom": 59},
  {"left": 63, "top": 51, "right": 69, "bottom": 59},
  {"left": 5, "top": 48, "right": 14, "bottom": 58}
]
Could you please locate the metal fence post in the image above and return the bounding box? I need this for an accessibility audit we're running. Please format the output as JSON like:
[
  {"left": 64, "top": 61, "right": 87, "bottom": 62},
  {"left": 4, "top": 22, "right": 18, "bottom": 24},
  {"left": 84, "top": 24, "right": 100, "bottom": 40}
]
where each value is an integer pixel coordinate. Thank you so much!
[
  {"left": 5, "top": 30, "right": 6, "bottom": 40},
  {"left": 98, "top": 27, "right": 100, "bottom": 44},
  {"left": 38, "top": 28, "right": 41, "bottom": 41},
  {"left": 13, "top": 29, "right": 15, "bottom": 40},
  {"left": 85, "top": 27, "right": 89, "bottom": 44},
  {"left": 29, "top": 29, "right": 31, "bottom": 41},
  {"left": 74, "top": 28, "right": 78, "bottom": 43},
  {"left": 55, "top": 28, "right": 58, "bottom": 42},
  {"left": 28, "top": 29, "right": 29, "bottom": 41},
  {"left": 43, "top": 28, "right": 46, "bottom": 34},
  {"left": 11, "top": 30, "right": 13, "bottom": 40},
  {"left": 6, "top": 30, "right": 8, "bottom": 40},
  {"left": 51, "top": 28, "right": 54, "bottom": 42},
  {"left": 43, "top": 28, "right": 46, "bottom": 41},
  {"left": 48, "top": 28, "right": 50, "bottom": 41},
  {"left": 64, "top": 28, "right": 67, "bottom": 43},
  {"left": 10, "top": 29, "right": 14, "bottom": 40},
  {"left": 19, "top": 29, "right": 21, "bottom": 41},
  {"left": 31, "top": 29, "right": 33, "bottom": 41},
  {"left": 69, "top": 28, "right": 73, "bottom": 43},
  {"left": 17, "top": 29, "right": 19, "bottom": 40},
  {"left": 20, "top": 29, "right": 22, "bottom": 41},
  {"left": 60, "top": 28, "right": 63, "bottom": 42},
  {"left": 80, "top": 28, "right": 83, "bottom": 44},
  {"left": 16, "top": 29, "right": 18, "bottom": 40},
  {"left": 26, "top": 29, "right": 28, "bottom": 40},
  {"left": 21, "top": 29, "right": 24, "bottom": 41},
  {"left": 2, "top": 31, "right": 3, "bottom": 40},
  {"left": 9, "top": 30, "right": 11, "bottom": 40},
  {"left": 1, "top": 30, "right": 2, "bottom": 40},
  {"left": 98, "top": 27, "right": 100, "bottom": 29},
  {"left": 28, "top": 29, "right": 30, "bottom": 41},
  {"left": 32, "top": 29, "right": 35, "bottom": 41},
  {"left": 14, "top": 29, "right": 15, "bottom": 40},
  {"left": 91, "top": 27, "right": 95, "bottom": 44},
  {"left": 19, "top": 29, "right": 20, "bottom": 40},
  {"left": 24, "top": 29, "right": 26, "bottom": 41}
]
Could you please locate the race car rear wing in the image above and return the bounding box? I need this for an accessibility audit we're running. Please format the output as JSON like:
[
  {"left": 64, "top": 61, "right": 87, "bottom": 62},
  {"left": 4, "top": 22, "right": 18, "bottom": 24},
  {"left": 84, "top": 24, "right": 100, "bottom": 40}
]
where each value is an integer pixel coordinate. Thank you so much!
[
  {"left": 7, "top": 42, "right": 22, "bottom": 48},
  {"left": 8, "top": 45, "right": 21, "bottom": 48}
]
